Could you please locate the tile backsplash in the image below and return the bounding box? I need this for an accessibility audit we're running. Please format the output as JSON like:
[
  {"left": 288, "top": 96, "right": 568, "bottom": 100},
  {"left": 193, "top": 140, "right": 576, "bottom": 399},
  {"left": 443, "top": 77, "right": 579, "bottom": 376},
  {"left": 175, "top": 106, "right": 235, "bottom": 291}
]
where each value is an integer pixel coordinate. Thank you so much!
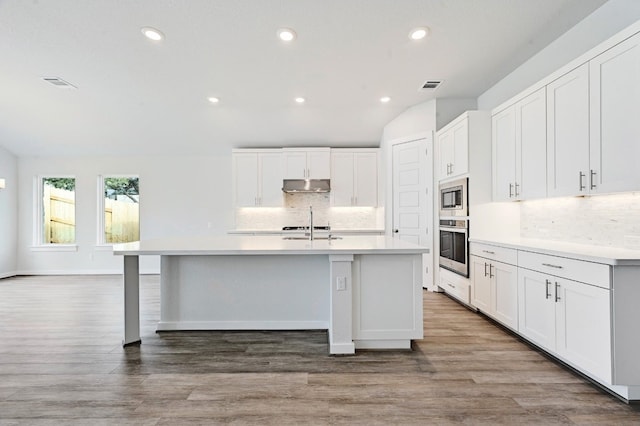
[
  {"left": 521, "top": 192, "right": 640, "bottom": 249},
  {"left": 235, "top": 193, "right": 383, "bottom": 230}
]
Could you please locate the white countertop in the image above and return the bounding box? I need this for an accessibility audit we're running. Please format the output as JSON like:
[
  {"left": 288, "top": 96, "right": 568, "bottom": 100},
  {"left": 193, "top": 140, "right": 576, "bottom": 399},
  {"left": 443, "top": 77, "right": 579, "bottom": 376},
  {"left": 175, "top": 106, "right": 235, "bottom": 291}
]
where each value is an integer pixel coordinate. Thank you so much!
[
  {"left": 469, "top": 237, "right": 640, "bottom": 266},
  {"left": 228, "top": 229, "right": 385, "bottom": 235},
  {"left": 113, "top": 235, "right": 428, "bottom": 256}
]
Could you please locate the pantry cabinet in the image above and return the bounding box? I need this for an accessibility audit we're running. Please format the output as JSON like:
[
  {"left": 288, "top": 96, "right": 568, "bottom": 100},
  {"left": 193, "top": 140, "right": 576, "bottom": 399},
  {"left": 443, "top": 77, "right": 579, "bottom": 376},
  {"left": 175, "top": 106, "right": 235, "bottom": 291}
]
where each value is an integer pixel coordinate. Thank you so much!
[
  {"left": 283, "top": 148, "right": 330, "bottom": 179},
  {"left": 492, "top": 87, "right": 546, "bottom": 201},
  {"left": 233, "top": 150, "right": 283, "bottom": 207},
  {"left": 330, "top": 149, "right": 378, "bottom": 207}
]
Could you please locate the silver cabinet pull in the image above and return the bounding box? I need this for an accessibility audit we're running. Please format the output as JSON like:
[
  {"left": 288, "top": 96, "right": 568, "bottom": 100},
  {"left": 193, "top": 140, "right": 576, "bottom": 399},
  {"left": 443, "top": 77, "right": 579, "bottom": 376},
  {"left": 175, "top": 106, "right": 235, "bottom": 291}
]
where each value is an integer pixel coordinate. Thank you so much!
[
  {"left": 509, "top": 183, "right": 514, "bottom": 198},
  {"left": 545, "top": 279, "right": 551, "bottom": 300},
  {"left": 482, "top": 250, "right": 495, "bottom": 255},
  {"left": 489, "top": 264, "right": 494, "bottom": 279},
  {"left": 484, "top": 262, "right": 488, "bottom": 277},
  {"left": 555, "top": 282, "right": 561, "bottom": 302},
  {"left": 590, "top": 170, "right": 597, "bottom": 190},
  {"left": 542, "top": 263, "right": 563, "bottom": 269},
  {"left": 515, "top": 182, "right": 520, "bottom": 197},
  {"left": 579, "top": 171, "right": 586, "bottom": 191}
]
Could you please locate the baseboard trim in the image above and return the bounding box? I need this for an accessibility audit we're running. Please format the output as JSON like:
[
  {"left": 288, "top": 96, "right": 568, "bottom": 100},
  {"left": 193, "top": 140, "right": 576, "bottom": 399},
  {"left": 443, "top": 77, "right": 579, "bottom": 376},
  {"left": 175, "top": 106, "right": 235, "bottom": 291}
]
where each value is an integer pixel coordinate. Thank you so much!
[{"left": 157, "top": 320, "right": 329, "bottom": 331}]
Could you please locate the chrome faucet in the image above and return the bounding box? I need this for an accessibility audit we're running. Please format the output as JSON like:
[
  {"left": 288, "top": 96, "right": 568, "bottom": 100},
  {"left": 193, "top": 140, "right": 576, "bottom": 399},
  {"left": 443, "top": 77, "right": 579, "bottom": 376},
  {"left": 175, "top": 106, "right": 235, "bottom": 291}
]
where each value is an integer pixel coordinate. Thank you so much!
[{"left": 308, "top": 205, "right": 314, "bottom": 241}]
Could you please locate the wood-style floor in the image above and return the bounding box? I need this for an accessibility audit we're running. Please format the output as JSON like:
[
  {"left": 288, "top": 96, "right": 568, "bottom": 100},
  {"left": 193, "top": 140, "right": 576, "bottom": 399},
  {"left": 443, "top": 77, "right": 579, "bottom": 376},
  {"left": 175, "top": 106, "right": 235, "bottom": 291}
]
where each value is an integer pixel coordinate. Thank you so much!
[{"left": 0, "top": 275, "right": 639, "bottom": 425}]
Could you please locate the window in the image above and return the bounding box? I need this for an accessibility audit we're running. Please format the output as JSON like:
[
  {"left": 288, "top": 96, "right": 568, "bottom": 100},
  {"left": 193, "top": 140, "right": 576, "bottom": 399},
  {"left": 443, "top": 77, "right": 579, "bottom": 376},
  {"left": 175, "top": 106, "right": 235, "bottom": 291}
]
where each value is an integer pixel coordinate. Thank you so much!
[
  {"left": 98, "top": 176, "right": 139, "bottom": 244},
  {"left": 40, "top": 177, "right": 76, "bottom": 244}
]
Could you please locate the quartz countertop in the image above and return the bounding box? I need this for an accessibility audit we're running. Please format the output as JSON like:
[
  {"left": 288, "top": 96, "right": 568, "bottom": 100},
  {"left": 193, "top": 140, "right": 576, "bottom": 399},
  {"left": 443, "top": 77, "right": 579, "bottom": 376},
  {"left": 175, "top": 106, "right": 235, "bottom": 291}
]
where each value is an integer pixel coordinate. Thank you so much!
[
  {"left": 469, "top": 237, "right": 640, "bottom": 266},
  {"left": 228, "top": 228, "right": 385, "bottom": 235},
  {"left": 113, "top": 235, "right": 428, "bottom": 256}
]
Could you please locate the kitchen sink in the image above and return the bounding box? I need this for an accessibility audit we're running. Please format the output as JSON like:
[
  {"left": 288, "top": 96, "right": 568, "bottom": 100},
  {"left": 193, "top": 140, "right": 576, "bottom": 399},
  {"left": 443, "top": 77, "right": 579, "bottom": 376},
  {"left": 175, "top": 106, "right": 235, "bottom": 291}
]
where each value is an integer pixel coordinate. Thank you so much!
[{"left": 282, "top": 236, "right": 342, "bottom": 240}]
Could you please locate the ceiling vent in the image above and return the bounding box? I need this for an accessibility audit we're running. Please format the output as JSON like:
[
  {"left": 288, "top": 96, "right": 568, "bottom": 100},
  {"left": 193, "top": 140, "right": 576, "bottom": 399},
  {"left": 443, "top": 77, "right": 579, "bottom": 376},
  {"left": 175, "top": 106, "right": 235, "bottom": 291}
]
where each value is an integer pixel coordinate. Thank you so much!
[
  {"left": 41, "top": 77, "right": 77, "bottom": 89},
  {"left": 419, "top": 80, "right": 442, "bottom": 91}
]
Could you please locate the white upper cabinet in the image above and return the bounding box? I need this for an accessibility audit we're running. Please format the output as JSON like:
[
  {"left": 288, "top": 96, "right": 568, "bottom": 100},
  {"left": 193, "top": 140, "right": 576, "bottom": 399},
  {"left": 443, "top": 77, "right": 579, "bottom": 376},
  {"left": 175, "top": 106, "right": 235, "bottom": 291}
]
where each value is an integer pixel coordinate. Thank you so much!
[
  {"left": 493, "top": 87, "right": 546, "bottom": 201},
  {"left": 438, "top": 117, "right": 468, "bottom": 180},
  {"left": 233, "top": 150, "right": 283, "bottom": 207},
  {"left": 589, "top": 32, "right": 640, "bottom": 194},
  {"left": 547, "top": 63, "right": 590, "bottom": 197},
  {"left": 283, "top": 148, "right": 330, "bottom": 179},
  {"left": 492, "top": 106, "right": 516, "bottom": 201},
  {"left": 331, "top": 149, "right": 378, "bottom": 206}
]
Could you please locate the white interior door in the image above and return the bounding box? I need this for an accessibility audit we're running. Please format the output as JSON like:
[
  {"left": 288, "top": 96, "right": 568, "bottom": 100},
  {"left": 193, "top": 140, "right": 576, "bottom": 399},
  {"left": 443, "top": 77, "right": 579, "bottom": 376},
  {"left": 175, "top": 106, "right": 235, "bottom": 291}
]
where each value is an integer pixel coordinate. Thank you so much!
[{"left": 392, "top": 138, "right": 432, "bottom": 288}]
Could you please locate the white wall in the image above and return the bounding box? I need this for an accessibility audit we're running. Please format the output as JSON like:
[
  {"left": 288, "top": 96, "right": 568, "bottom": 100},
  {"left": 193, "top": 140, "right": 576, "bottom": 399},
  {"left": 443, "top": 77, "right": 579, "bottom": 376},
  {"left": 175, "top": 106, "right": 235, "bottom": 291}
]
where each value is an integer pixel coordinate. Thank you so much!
[
  {"left": 478, "top": 0, "right": 640, "bottom": 110},
  {"left": 0, "top": 146, "right": 18, "bottom": 278},
  {"left": 17, "top": 155, "right": 234, "bottom": 274}
]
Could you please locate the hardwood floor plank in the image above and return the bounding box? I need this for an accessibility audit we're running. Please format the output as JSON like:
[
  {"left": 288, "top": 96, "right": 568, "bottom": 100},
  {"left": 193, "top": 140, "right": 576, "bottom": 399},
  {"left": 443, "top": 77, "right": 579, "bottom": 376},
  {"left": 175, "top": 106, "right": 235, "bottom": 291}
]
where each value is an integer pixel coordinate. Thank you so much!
[{"left": 0, "top": 275, "right": 639, "bottom": 424}]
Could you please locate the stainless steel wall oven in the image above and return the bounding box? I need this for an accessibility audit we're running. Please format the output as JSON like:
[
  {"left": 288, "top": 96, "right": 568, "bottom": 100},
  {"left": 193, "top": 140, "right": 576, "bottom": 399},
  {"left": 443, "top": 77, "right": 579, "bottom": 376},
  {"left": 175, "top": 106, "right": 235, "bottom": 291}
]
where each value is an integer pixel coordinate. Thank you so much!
[{"left": 439, "top": 219, "right": 469, "bottom": 277}]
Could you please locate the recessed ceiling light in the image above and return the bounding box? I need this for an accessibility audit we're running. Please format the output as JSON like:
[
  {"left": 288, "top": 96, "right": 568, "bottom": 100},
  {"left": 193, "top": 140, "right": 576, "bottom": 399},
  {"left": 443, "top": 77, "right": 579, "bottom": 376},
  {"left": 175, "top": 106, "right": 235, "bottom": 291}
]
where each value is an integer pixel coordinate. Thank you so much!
[
  {"left": 409, "top": 27, "right": 430, "bottom": 41},
  {"left": 141, "top": 27, "right": 165, "bottom": 41},
  {"left": 380, "top": 96, "right": 391, "bottom": 103},
  {"left": 208, "top": 97, "right": 220, "bottom": 104},
  {"left": 295, "top": 97, "right": 305, "bottom": 104},
  {"left": 277, "top": 28, "right": 297, "bottom": 42}
]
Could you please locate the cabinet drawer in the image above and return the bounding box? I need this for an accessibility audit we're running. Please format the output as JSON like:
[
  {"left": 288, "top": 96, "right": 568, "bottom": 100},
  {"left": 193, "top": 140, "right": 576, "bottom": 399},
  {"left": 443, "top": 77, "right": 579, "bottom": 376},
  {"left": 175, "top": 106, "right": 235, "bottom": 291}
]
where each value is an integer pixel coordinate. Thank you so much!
[
  {"left": 518, "top": 251, "right": 610, "bottom": 289},
  {"left": 439, "top": 268, "right": 470, "bottom": 305},
  {"left": 469, "top": 242, "right": 517, "bottom": 265}
]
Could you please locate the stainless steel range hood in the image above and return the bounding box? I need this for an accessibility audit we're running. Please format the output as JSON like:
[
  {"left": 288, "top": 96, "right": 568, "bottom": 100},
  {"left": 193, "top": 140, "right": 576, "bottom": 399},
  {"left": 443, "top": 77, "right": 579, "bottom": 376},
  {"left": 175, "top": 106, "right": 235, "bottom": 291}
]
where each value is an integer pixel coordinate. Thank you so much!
[{"left": 282, "top": 179, "right": 331, "bottom": 193}]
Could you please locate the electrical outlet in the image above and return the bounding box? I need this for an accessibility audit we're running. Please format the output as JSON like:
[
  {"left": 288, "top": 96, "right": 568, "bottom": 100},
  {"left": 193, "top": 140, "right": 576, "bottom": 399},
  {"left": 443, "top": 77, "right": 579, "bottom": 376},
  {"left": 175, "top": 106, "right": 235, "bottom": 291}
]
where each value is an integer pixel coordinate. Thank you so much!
[{"left": 336, "top": 276, "right": 347, "bottom": 291}]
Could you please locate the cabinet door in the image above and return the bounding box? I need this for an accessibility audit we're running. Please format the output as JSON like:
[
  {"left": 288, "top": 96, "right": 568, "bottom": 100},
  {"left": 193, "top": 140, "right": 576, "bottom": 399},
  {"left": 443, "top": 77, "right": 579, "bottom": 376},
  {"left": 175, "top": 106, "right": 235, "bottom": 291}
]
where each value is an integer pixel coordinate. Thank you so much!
[
  {"left": 590, "top": 32, "right": 640, "bottom": 194},
  {"left": 330, "top": 152, "right": 354, "bottom": 206},
  {"left": 258, "top": 153, "right": 283, "bottom": 207},
  {"left": 516, "top": 87, "right": 547, "bottom": 200},
  {"left": 492, "top": 106, "right": 517, "bottom": 201},
  {"left": 546, "top": 63, "right": 590, "bottom": 197},
  {"left": 353, "top": 152, "right": 378, "bottom": 206},
  {"left": 492, "top": 261, "right": 518, "bottom": 330},
  {"left": 471, "top": 255, "right": 491, "bottom": 312},
  {"left": 283, "top": 151, "right": 307, "bottom": 179},
  {"left": 451, "top": 119, "right": 469, "bottom": 178},
  {"left": 438, "top": 129, "right": 453, "bottom": 179},
  {"left": 233, "top": 153, "right": 258, "bottom": 207},
  {"left": 555, "top": 278, "right": 612, "bottom": 382},
  {"left": 307, "top": 150, "right": 331, "bottom": 179},
  {"left": 518, "top": 268, "right": 556, "bottom": 352}
]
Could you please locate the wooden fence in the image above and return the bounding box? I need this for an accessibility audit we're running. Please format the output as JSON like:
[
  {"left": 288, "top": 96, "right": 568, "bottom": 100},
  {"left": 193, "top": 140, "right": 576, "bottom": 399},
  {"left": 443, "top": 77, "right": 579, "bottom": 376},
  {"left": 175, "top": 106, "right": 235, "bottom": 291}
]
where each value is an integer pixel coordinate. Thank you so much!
[
  {"left": 43, "top": 186, "right": 139, "bottom": 243},
  {"left": 104, "top": 198, "right": 139, "bottom": 243},
  {"left": 43, "top": 185, "right": 75, "bottom": 244}
]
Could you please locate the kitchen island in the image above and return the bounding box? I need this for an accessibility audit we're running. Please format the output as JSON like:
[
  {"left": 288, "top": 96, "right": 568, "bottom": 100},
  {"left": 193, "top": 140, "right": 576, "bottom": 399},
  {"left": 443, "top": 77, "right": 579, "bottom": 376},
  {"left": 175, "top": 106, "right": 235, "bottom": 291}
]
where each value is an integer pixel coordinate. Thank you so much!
[{"left": 113, "top": 235, "right": 428, "bottom": 354}]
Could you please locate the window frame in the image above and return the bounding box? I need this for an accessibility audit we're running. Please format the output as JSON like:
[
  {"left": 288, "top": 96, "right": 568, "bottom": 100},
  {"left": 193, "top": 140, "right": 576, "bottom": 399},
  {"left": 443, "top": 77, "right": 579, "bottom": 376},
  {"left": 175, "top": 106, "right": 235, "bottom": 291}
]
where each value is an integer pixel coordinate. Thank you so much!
[
  {"left": 32, "top": 175, "right": 78, "bottom": 251},
  {"left": 96, "top": 174, "right": 140, "bottom": 247}
]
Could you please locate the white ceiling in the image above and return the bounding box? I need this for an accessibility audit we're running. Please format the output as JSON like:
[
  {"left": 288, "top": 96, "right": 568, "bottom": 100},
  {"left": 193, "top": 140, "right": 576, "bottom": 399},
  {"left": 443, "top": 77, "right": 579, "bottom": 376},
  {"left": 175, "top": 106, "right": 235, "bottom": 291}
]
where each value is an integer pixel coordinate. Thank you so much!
[{"left": 0, "top": 0, "right": 607, "bottom": 157}]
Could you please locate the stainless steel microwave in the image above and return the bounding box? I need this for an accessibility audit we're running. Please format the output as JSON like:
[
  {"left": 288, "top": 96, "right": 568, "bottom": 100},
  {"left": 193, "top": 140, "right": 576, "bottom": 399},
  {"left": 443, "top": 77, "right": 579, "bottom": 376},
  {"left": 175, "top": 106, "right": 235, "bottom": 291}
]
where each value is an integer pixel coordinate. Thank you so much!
[{"left": 439, "top": 178, "right": 468, "bottom": 218}]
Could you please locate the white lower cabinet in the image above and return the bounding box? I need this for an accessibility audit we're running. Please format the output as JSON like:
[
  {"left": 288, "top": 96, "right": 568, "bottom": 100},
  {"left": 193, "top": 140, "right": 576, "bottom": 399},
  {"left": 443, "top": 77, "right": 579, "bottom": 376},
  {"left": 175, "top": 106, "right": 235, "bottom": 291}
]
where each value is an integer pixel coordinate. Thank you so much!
[
  {"left": 518, "top": 267, "right": 612, "bottom": 382},
  {"left": 470, "top": 243, "right": 518, "bottom": 330},
  {"left": 467, "top": 240, "right": 640, "bottom": 401}
]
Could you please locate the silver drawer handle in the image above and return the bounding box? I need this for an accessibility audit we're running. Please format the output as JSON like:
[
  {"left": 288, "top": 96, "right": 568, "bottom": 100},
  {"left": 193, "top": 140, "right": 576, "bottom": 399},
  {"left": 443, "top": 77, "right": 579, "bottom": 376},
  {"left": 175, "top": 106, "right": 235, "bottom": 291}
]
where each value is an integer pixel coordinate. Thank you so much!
[
  {"left": 482, "top": 250, "right": 495, "bottom": 255},
  {"left": 542, "top": 263, "right": 563, "bottom": 269}
]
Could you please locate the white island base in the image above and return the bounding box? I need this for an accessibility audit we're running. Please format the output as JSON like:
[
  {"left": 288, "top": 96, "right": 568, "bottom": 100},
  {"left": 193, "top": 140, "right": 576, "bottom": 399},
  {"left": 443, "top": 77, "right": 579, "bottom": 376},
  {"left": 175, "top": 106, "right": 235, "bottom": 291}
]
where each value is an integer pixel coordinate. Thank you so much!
[{"left": 115, "top": 236, "right": 427, "bottom": 354}]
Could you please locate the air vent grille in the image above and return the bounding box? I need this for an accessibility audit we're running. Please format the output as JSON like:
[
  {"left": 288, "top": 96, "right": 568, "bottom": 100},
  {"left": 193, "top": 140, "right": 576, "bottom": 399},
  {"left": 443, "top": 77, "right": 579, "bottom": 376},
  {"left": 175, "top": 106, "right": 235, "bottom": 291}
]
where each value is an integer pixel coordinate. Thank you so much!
[
  {"left": 41, "top": 77, "right": 77, "bottom": 89},
  {"left": 420, "top": 80, "right": 442, "bottom": 91}
]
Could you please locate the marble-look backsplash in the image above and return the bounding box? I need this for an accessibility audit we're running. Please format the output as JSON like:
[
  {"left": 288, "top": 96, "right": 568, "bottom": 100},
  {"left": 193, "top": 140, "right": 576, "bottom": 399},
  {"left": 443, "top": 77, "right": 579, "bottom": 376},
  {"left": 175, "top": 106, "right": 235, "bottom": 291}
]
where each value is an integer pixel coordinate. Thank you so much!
[
  {"left": 235, "top": 193, "right": 383, "bottom": 230},
  {"left": 521, "top": 192, "right": 640, "bottom": 249}
]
